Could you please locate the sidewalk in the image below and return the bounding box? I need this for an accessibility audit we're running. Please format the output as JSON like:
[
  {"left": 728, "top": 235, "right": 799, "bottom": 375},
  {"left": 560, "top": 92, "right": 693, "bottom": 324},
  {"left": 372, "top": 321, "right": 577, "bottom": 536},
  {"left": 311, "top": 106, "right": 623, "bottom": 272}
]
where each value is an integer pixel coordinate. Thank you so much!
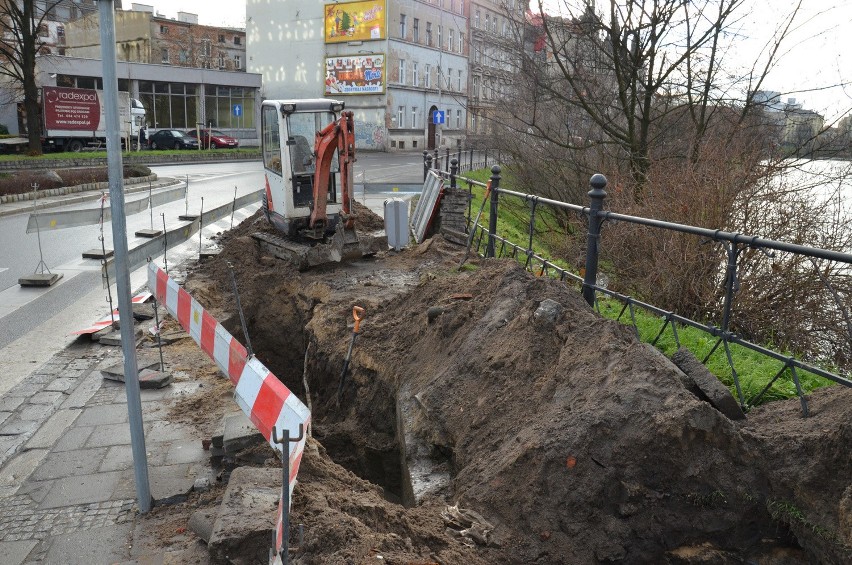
[{"left": 0, "top": 176, "right": 409, "bottom": 563}]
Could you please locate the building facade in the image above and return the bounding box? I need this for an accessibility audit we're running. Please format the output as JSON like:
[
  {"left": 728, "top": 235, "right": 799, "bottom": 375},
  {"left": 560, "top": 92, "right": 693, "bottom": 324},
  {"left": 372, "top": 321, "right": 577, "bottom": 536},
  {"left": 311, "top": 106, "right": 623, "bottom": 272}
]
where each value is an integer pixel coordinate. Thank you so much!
[{"left": 248, "top": 0, "right": 469, "bottom": 151}]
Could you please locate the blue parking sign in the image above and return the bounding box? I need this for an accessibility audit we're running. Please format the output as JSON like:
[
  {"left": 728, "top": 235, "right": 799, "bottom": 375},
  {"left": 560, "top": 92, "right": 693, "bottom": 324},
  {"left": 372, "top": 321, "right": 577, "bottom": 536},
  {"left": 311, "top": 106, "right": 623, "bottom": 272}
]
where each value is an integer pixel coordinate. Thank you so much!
[
  {"left": 233, "top": 104, "right": 242, "bottom": 117},
  {"left": 432, "top": 110, "right": 445, "bottom": 124}
]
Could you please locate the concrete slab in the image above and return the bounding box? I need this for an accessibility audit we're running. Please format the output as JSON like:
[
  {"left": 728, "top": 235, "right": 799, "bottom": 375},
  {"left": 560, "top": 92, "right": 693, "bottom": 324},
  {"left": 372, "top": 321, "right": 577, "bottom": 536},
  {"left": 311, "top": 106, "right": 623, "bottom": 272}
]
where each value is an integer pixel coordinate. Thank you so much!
[
  {"left": 60, "top": 373, "right": 103, "bottom": 410},
  {"left": 138, "top": 369, "right": 174, "bottom": 389},
  {"left": 208, "top": 467, "right": 281, "bottom": 565},
  {"left": 30, "top": 447, "right": 108, "bottom": 481},
  {"left": 99, "top": 445, "right": 135, "bottom": 473},
  {"left": 166, "top": 439, "right": 207, "bottom": 465},
  {"left": 85, "top": 422, "right": 132, "bottom": 448},
  {"left": 81, "top": 248, "right": 113, "bottom": 259},
  {"left": 25, "top": 409, "right": 82, "bottom": 450},
  {"left": 51, "top": 426, "right": 93, "bottom": 453},
  {"left": 132, "top": 302, "right": 156, "bottom": 320},
  {"left": 101, "top": 354, "right": 164, "bottom": 379},
  {"left": 18, "top": 272, "right": 63, "bottom": 287},
  {"left": 97, "top": 327, "right": 143, "bottom": 347},
  {"left": 0, "top": 540, "right": 38, "bottom": 565},
  {"left": 134, "top": 228, "right": 163, "bottom": 238},
  {"left": 0, "top": 448, "right": 49, "bottom": 493},
  {"left": 41, "top": 521, "right": 132, "bottom": 563},
  {"left": 37, "top": 470, "right": 122, "bottom": 509},
  {"left": 116, "top": 464, "right": 197, "bottom": 503},
  {"left": 671, "top": 347, "right": 746, "bottom": 421},
  {"left": 28, "top": 391, "right": 65, "bottom": 407},
  {"left": 76, "top": 403, "right": 129, "bottom": 426},
  {"left": 43, "top": 377, "right": 77, "bottom": 393},
  {"left": 178, "top": 214, "right": 198, "bottom": 221},
  {"left": 145, "top": 421, "right": 195, "bottom": 443},
  {"left": 0, "top": 419, "right": 39, "bottom": 437},
  {"left": 222, "top": 412, "right": 264, "bottom": 455}
]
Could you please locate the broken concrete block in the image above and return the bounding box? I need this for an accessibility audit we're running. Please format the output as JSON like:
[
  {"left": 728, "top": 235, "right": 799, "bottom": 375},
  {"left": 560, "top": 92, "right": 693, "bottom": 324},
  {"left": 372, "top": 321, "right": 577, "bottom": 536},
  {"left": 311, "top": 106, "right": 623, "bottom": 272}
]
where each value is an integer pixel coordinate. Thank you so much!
[
  {"left": 138, "top": 369, "right": 173, "bottom": 389},
  {"left": 534, "top": 299, "right": 564, "bottom": 326},
  {"left": 671, "top": 347, "right": 746, "bottom": 421},
  {"left": 97, "top": 327, "right": 143, "bottom": 346},
  {"left": 208, "top": 467, "right": 281, "bottom": 564},
  {"left": 101, "top": 355, "right": 161, "bottom": 381},
  {"left": 222, "top": 412, "right": 264, "bottom": 455},
  {"left": 132, "top": 302, "right": 156, "bottom": 321},
  {"left": 189, "top": 507, "right": 218, "bottom": 544}
]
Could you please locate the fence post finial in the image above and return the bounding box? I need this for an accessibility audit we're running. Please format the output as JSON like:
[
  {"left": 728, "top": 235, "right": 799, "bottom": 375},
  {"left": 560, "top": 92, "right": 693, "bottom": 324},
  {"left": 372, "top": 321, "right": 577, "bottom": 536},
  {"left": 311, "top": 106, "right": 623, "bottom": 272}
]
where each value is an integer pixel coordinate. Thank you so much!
[
  {"left": 583, "top": 174, "right": 608, "bottom": 306},
  {"left": 450, "top": 158, "right": 458, "bottom": 189}
]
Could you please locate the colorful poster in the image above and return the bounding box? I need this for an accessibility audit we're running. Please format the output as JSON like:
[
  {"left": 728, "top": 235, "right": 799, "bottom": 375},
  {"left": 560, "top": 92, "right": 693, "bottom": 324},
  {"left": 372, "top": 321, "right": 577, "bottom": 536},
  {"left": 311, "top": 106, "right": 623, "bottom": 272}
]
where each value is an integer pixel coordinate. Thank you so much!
[
  {"left": 324, "top": 0, "right": 386, "bottom": 43},
  {"left": 43, "top": 86, "right": 101, "bottom": 131},
  {"left": 324, "top": 54, "right": 385, "bottom": 95}
]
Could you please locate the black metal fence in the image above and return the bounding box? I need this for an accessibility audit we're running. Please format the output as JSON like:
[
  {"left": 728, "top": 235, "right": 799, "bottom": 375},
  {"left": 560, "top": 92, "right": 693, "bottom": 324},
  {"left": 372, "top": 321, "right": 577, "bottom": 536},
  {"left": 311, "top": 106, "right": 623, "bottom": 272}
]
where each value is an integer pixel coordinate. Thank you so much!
[
  {"left": 424, "top": 155, "right": 852, "bottom": 415},
  {"left": 422, "top": 148, "right": 501, "bottom": 180}
]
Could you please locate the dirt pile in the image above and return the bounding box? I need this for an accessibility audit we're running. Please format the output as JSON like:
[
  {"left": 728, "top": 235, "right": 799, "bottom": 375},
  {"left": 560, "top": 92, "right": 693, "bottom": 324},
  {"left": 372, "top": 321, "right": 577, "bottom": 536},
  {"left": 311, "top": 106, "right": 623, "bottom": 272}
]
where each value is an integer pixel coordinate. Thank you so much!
[{"left": 178, "top": 212, "right": 851, "bottom": 564}]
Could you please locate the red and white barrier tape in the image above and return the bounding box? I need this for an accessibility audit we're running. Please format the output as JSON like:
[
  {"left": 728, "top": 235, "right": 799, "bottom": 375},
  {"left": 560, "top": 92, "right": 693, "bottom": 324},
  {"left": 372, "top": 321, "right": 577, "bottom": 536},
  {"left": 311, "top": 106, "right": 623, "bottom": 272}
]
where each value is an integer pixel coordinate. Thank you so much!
[{"left": 146, "top": 261, "right": 309, "bottom": 556}]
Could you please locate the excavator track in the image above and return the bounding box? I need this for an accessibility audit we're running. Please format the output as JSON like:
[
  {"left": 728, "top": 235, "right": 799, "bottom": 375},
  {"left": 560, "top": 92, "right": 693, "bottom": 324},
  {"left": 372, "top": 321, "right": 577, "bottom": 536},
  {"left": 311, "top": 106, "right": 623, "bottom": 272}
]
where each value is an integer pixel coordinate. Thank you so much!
[{"left": 252, "top": 224, "right": 382, "bottom": 270}]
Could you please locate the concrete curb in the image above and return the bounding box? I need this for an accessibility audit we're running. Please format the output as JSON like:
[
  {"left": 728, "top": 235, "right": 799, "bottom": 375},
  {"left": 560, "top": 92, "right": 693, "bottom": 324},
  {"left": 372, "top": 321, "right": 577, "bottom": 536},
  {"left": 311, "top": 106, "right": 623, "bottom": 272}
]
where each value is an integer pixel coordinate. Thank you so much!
[{"left": 0, "top": 174, "right": 159, "bottom": 205}]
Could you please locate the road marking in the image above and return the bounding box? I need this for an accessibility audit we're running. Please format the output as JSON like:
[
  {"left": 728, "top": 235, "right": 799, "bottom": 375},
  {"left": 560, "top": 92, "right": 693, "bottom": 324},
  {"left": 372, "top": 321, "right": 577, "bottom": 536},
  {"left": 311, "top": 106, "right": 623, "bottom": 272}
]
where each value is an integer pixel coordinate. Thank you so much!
[{"left": 0, "top": 268, "right": 8, "bottom": 273}]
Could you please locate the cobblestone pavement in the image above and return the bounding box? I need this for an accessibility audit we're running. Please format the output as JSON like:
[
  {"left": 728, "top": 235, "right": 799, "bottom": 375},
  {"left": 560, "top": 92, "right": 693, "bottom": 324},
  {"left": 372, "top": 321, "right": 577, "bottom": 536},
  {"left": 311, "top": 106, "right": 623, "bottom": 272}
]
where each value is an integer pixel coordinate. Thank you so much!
[{"left": 0, "top": 336, "right": 211, "bottom": 564}]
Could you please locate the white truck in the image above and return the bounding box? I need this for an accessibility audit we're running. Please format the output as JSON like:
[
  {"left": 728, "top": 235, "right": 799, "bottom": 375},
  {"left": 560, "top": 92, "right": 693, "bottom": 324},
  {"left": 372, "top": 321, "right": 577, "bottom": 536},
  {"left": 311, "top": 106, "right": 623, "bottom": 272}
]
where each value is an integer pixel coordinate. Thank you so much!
[{"left": 41, "top": 86, "right": 146, "bottom": 152}]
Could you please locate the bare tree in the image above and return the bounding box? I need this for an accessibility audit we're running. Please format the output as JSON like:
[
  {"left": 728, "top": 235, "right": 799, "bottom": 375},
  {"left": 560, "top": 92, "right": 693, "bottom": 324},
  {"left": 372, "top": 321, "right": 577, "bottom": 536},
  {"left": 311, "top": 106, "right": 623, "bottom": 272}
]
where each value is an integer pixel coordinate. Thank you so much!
[{"left": 0, "top": 0, "right": 64, "bottom": 154}]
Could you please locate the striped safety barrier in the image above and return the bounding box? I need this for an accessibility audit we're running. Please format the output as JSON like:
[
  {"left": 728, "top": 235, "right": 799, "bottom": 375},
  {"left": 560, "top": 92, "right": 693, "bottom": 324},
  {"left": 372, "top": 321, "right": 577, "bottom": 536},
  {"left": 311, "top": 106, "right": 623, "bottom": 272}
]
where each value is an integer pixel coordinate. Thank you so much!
[{"left": 146, "top": 261, "right": 310, "bottom": 557}]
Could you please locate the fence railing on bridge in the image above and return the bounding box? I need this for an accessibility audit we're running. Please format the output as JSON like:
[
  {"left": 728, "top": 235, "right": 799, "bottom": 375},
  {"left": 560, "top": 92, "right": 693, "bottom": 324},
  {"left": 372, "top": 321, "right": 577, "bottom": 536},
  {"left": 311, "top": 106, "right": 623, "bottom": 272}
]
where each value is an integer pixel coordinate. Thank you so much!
[{"left": 423, "top": 154, "right": 852, "bottom": 416}]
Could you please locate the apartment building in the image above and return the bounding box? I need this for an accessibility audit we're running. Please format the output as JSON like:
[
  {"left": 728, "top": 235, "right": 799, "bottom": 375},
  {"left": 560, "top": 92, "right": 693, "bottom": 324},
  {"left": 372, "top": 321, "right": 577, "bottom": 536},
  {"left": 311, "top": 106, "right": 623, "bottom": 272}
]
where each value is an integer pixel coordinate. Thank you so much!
[{"left": 248, "top": 0, "right": 469, "bottom": 151}]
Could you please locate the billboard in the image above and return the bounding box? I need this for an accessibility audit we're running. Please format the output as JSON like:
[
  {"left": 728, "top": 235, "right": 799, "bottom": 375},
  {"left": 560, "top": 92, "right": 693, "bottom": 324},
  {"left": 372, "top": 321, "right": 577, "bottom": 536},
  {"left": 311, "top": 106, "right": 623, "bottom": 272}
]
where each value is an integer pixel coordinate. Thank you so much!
[
  {"left": 325, "top": 0, "right": 386, "bottom": 43},
  {"left": 325, "top": 54, "right": 385, "bottom": 95},
  {"left": 43, "top": 86, "right": 101, "bottom": 131}
]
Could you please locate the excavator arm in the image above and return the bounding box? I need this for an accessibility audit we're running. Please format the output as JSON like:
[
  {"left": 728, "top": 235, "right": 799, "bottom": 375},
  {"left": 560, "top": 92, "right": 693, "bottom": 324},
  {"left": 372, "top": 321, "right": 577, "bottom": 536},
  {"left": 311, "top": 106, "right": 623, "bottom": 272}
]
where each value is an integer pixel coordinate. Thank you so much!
[{"left": 310, "top": 110, "right": 356, "bottom": 230}]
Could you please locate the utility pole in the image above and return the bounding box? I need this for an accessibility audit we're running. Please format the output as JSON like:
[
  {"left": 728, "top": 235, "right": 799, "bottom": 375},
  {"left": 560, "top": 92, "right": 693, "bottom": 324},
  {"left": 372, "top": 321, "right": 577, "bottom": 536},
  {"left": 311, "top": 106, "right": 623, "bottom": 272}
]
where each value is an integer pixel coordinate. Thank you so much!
[{"left": 97, "top": 0, "right": 152, "bottom": 513}]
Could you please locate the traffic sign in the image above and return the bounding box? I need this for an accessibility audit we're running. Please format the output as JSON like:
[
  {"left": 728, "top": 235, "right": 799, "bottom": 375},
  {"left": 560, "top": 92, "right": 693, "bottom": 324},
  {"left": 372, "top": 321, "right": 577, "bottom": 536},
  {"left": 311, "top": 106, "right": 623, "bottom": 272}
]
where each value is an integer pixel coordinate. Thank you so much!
[
  {"left": 432, "top": 110, "right": 445, "bottom": 124},
  {"left": 233, "top": 104, "right": 242, "bottom": 117}
]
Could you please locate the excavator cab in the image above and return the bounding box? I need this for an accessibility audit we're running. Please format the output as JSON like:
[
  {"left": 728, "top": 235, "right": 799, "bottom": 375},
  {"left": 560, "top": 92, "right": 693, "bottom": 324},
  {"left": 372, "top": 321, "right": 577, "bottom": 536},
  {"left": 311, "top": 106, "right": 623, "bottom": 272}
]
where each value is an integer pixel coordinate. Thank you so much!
[
  {"left": 261, "top": 99, "right": 348, "bottom": 239},
  {"left": 257, "top": 98, "right": 366, "bottom": 269}
]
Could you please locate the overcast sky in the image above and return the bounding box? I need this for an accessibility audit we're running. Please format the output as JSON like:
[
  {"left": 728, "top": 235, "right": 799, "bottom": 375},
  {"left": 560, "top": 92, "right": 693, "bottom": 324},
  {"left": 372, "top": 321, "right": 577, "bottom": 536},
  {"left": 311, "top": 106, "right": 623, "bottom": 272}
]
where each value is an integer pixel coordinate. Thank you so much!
[{"left": 136, "top": 0, "right": 852, "bottom": 121}]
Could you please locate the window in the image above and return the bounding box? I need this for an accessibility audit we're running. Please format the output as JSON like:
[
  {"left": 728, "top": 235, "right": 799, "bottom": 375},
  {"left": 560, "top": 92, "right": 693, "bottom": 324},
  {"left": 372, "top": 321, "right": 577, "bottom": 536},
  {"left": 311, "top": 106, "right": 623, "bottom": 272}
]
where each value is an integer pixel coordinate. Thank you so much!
[
  {"left": 161, "top": 48, "right": 169, "bottom": 64},
  {"left": 459, "top": 32, "right": 464, "bottom": 53},
  {"left": 262, "top": 105, "right": 282, "bottom": 174},
  {"left": 473, "top": 76, "right": 480, "bottom": 98},
  {"left": 475, "top": 10, "right": 480, "bottom": 28},
  {"left": 472, "top": 112, "right": 478, "bottom": 132},
  {"left": 425, "top": 64, "right": 431, "bottom": 88},
  {"left": 234, "top": 55, "right": 242, "bottom": 70},
  {"left": 179, "top": 49, "right": 188, "bottom": 64},
  {"left": 474, "top": 43, "right": 481, "bottom": 63},
  {"left": 219, "top": 34, "right": 225, "bottom": 43},
  {"left": 485, "top": 14, "right": 490, "bottom": 32},
  {"left": 438, "top": 25, "right": 442, "bottom": 49},
  {"left": 399, "top": 60, "right": 406, "bottom": 85},
  {"left": 459, "top": 0, "right": 464, "bottom": 14},
  {"left": 218, "top": 54, "right": 225, "bottom": 69},
  {"left": 400, "top": 14, "right": 407, "bottom": 38},
  {"left": 413, "top": 62, "right": 418, "bottom": 86},
  {"left": 457, "top": 69, "right": 462, "bottom": 91},
  {"left": 448, "top": 29, "right": 454, "bottom": 52},
  {"left": 412, "top": 107, "right": 418, "bottom": 129},
  {"left": 413, "top": 18, "right": 419, "bottom": 42},
  {"left": 38, "top": 24, "right": 49, "bottom": 37},
  {"left": 160, "top": 25, "right": 169, "bottom": 34},
  {"left": 397, "top": 106, "right": 404, "bottom": 127},
  {"left": 202, "top": 39, "right": 211, "bottom": 57},
  {"left": 56, "top": 25, "right": 64, "bottom": 39},
  {"left": 456, "top": 109, "right": 461, "bottom": 128},
  {"left": 447, "top": 67, "right": 453, "bottom": 90},
  {"left": 426, "top": 22, "right": 432, "bottom": 46},
  {"left": 502, "top": 21, "right": 508, "bottom": 37}
]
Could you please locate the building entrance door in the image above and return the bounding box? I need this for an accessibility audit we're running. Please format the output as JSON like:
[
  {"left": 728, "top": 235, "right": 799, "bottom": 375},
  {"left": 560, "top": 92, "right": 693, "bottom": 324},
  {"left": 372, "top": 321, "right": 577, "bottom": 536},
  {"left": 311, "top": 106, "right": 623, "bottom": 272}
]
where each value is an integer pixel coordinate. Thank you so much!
[{"left": 427, "top": 105, "right": 438, "bottom": 149}]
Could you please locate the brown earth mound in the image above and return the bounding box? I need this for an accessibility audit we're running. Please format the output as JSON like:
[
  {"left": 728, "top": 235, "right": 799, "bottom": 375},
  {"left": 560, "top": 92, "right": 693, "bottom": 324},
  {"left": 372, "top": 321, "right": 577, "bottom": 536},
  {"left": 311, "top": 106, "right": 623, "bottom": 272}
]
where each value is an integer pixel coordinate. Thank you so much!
[{"left": 180, "top": 213, "right": 851, "bottom": 564}]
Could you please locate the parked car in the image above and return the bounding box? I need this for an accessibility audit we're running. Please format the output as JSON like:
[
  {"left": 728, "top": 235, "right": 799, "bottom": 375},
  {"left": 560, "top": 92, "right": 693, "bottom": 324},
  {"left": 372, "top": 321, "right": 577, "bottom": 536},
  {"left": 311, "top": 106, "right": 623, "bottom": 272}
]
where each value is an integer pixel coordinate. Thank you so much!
[
  {"left": 185, "top": 129, "right": 240, "bottom": 149},
  {"left": 148, "top": 129, "right": 199, "bottom": 150}
]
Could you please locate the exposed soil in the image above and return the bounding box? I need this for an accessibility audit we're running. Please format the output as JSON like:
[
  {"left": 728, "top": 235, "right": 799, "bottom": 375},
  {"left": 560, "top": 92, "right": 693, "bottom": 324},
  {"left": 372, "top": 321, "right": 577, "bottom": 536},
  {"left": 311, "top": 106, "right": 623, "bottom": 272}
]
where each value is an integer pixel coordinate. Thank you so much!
[{"left": 148, "top": 207, "right": 851, "bottom": 564}]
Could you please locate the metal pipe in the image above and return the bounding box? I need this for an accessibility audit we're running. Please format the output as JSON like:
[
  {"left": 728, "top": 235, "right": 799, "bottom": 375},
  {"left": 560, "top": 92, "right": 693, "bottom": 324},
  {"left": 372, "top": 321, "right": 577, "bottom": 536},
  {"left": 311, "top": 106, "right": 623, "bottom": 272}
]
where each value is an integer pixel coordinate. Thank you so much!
[
  {"left": 228, "top": 262, "right": 254, "bottom": 358},
  {"left": 98, "top": 0, "right": 151, "bottom": 513}
]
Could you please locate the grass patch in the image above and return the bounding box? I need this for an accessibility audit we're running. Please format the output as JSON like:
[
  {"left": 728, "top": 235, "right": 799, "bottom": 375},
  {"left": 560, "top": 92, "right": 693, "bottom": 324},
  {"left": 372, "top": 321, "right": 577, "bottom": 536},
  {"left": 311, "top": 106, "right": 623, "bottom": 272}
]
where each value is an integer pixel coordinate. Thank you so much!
[
  {"left": 767, "top": 499, "right": 837, "bottom": 542},
  {"left": 457, "top": 166, "right": 836, "bottom": 407}
]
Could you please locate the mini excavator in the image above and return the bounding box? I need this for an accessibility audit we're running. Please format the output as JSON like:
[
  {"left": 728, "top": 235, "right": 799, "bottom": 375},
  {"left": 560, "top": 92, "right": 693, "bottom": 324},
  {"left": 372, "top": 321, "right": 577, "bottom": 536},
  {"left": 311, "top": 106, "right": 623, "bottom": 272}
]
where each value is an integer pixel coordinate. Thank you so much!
[{"left": 254, "top": 99, "right": 372, "bottom": 268}]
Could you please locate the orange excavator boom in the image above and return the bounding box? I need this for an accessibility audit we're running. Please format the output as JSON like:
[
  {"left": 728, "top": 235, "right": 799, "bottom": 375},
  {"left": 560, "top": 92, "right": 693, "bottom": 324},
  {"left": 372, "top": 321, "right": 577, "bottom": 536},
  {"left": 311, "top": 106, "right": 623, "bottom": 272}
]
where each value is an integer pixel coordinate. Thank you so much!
[{"left": 310, "top": 110, "right": 356, "bottom": 229}]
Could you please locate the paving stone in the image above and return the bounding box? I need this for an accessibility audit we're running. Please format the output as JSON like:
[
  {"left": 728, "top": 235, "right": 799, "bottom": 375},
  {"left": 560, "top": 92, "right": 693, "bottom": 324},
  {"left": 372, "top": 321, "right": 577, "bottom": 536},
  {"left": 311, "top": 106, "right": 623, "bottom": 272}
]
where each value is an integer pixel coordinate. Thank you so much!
[
  {"left": 188, "top": 507, "right": 217, "bottom": 543},
  {"left": 100, "top": 354, "right": 162, "bottom": 379},
  {"left": 166, "top": 439, "right": 206, "bottom": 465},
  {"left": 222, "top": 412, "right": 264, "bottom": 454},
  {"left": 16, "top": 404, "right": 53, "bottom": 423},
  {"left": 60, "top": 373, "right": 102, "bottom": 410},
  {"left": 0, "top": 449, "right": 49, "bottom": 491},
  {"left": 51, "top": 426, "right": 93, "bottom": 453},
  {"left": 25, "top": 409, "right": 82, "bottom": 450},
  {"left": 0, "top": 420, "right": 40, "bottom": 437},
  {"left": 0, "top": 396, "right": 26, "bottom": 413},
  {"left": 85, "top": 422, "right": 131, "bottom": 448},
  {"left": 0, "top": 412, "right": 10, "bottom": 427},
  {"left": 28, "top": 392, "right": 65, "bottom": 408},
  {"left": 15, "top": 481, "right": 52, "bottom": 505},
  {"left": 43, "top": 378, "right": 77, "bottom": 393},
  {"left": 145, "top": 420, "right": 195, "bottom": 443},
  {"left": 76, "top": 403, "right": 129, "bottom": 427},
  {"left": 99, "top": 445, "right": 135, "bottom": 473},
  {"left": 30, "top": 448, "right": 108, "bottom": 481},
  {"left": 37, "top": 471, "right": 122, "bottom": 509},
  {"left": 0, "top": 540, "right": 38, "bottom": 565},
  {"left": 41, "top": 522, "right": 132, "bottom": 564}
]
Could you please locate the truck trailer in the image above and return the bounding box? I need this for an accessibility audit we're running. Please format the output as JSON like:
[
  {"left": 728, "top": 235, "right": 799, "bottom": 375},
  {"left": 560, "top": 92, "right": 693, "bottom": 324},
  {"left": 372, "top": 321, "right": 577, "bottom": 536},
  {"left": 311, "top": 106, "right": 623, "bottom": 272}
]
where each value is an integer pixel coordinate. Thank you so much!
[{"left": 41, "top": 86, "right": 146, "bottom": 152}]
